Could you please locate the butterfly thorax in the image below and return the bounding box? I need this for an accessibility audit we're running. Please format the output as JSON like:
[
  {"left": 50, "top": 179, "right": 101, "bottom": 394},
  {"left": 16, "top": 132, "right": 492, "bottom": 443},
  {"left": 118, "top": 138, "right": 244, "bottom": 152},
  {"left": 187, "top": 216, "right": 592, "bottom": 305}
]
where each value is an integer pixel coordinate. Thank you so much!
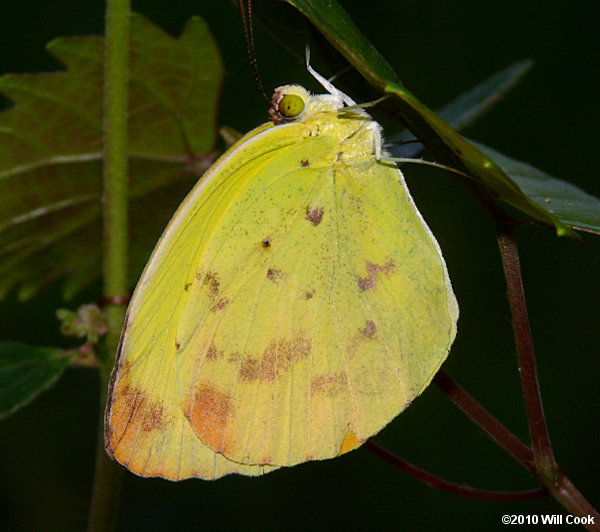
[{"left": 271, "top": 84, "right": 383, "bottom": 166}]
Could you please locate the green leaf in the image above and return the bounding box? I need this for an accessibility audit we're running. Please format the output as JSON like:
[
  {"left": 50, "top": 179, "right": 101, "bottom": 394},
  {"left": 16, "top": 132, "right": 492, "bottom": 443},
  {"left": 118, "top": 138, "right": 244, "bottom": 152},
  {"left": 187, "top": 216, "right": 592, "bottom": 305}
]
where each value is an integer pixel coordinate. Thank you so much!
[
  {"left": 280, "top": 0, "right": 400, "bottom": 86},
  {"left": 391, "top": 60, "right": 534, "bottom": 157},
  {"left": 437, "top": 60, "right": 533, "bottom": 134},
  {"left": 281, "top": 0, "right": 575, "bottom": 237},
  {"left": 0, "top": 14, "right": 223, "bottom": 299},
  {"left": 0, "top": 342, "right": 72, "bottom": 420},
  {"left": 475, "top": 143, "right": 600, "bottom": 235},
  {"left": 390, "top": 63, "right": 598, "bottom": 235}
]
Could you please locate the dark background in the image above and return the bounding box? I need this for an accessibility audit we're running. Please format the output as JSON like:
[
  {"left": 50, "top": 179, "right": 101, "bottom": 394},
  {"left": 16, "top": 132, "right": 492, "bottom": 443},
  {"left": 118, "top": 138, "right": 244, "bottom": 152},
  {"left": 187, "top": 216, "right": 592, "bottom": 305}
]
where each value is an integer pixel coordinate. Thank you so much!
[{"left": 0, "top": 1, "right": 598, "bottom": 531}]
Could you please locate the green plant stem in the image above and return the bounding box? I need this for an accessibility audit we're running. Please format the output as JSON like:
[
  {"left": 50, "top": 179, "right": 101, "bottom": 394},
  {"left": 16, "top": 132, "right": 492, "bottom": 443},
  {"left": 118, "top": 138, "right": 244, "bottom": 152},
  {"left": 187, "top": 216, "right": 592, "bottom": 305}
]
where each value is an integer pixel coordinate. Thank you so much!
[
  {"left": 88, "top": 0, "right": 130, "bottom": 531},
  {"left": 496, "top": 221, "right": 600, "bottom": 530},
  {"left": 88, "top": 367, "right": 123, "bottom": 532}
]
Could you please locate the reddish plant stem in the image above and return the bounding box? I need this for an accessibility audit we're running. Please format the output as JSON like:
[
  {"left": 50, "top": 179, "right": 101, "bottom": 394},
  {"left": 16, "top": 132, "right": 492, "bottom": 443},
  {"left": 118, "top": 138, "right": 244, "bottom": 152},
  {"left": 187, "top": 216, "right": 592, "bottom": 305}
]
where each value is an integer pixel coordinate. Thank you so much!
[
  {"left": 365, "top": 440, "right": 546, "bottom": 501},
  {"left": 433, "top": 371, "right": 536, "bottom": 474},
  {"left": 495, "top": 221, "right": 600, "bottom": 529},
  {"left": 496, "top": 223, "right": 556, "bottom": 476}
]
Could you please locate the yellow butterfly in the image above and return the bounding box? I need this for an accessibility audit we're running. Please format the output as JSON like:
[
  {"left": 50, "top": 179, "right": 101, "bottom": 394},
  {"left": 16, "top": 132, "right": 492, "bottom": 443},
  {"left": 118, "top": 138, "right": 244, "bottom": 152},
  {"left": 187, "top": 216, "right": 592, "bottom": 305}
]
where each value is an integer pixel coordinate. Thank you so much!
[{"left": 104, "top": 66, "right": 458, "bottom": 480}]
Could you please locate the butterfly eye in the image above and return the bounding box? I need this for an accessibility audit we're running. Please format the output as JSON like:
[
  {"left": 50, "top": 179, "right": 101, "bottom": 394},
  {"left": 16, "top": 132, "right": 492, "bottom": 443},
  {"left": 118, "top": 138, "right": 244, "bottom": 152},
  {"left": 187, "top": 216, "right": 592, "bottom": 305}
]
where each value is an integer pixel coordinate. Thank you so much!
[{"left": 277, "top": 94, "right": 305, "bottom": 119}]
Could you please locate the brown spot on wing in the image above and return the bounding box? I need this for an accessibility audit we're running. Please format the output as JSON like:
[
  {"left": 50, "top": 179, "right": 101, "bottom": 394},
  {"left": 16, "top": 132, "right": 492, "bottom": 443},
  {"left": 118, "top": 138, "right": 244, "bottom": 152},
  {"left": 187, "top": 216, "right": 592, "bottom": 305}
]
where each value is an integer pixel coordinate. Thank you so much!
[
  {"left": 240, "top": 334, "right": 312, "bottom": 382},
  {"left": 311, "top": 372, "right": 348, "bottom": 397},
  {"left": 357, "top": 276, "right": 376, "bottom": 291},
  {"left": 361, "top": 320, "right": 377, "bottom": 338},
  {"left": 304, "top": 289, "right": 315, "bottom": 300},
  {"left": 305, "top": 206, "right": 325, "bottom": 226},
  {"left": 266, "top": 268, "right": 284, "bottom": 283},
  {"left": 300, "top": 159, "right": 310, "bottom": 167},
  {"left": 357, "top": 259, "right": 397, "bottom": 292},
  {"left": 202, "top": 271, "right": 220, "bottom": 298},
  {"left": 347, "top": 320, "right": 378, "bottom": 357},
  {"left": 261, "top": 237, "right": 272, "bottom": 248},
  {"left": 185, "top": 384, "right": 233, "bottom": 453},
  {"left": 206, "top": 342, "right": 223, "bottom": 361},
  {"left": 227, "top": 352, "right": 241, "bottom": 363},
  {"left": 211, "top": 297, "right": 230, "bottom": 312}
]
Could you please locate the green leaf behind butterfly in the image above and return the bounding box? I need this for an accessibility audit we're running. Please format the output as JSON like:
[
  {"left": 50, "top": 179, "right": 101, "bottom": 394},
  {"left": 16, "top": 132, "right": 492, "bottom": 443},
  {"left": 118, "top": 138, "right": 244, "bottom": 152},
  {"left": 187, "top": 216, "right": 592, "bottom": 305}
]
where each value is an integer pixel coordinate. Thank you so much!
[
  {"left": 0, "top": 342, "right": 73, "bottom": 420},
  {"left": 437, "top": 60, "right": 534, "bottom": 135},
  {"left": 280, "top": 0, "right": 575, "bottom": 237},
  {"left": 390, "top": 60, "right": 534, "bottom": 157},
  {"left": 474, "top": 143, "right": 600, "bottom": 235},
  {"left": 390, "top": 61, "right": 600, "bottom": 235},
  {"left": 0, "top": 14, "right": 223, "bottom": 300}
]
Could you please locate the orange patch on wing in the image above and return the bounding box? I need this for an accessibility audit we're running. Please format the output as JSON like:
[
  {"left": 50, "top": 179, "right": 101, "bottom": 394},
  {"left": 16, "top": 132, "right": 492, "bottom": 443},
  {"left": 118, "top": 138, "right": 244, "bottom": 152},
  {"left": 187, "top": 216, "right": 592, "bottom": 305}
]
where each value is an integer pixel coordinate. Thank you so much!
[
  {"left": 240, "top": 334, "right": 312, "bottom": 382},
  {"left": 117, "top": 360, "right": 131, "bottom": 377},
  {"left": 141, "top": 403, "right": 167, "bottom": 432},
  {"left": 338, "top": 431, "right": 364, "bottom": 455},
  {"left": 357, "top": 259, "right": 397, "bottom": 292},
  {"left": 106, "top": 382, "right": 171, "bottom": 455},
  {"left": 184, "top": 384, "right": 234, "bottom": 453}
]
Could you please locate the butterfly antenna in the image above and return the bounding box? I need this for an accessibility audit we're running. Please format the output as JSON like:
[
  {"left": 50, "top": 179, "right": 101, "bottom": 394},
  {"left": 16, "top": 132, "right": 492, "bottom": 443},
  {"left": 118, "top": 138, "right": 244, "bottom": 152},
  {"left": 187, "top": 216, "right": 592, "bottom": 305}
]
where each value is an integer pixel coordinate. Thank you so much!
[
  {"left": 238, "top": 0, "right": 271, "bottom": 106},
  {"left": 305, "top": 45, "right": 356, "bottom": 107}
]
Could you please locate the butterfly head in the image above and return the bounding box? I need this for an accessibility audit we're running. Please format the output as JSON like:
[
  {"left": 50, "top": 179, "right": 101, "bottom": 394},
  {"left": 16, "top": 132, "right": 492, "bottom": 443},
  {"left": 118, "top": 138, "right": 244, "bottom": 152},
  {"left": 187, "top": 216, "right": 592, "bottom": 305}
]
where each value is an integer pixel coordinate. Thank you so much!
[{"left": 269, "top": 84, "right": 345, "bottom": 125}]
